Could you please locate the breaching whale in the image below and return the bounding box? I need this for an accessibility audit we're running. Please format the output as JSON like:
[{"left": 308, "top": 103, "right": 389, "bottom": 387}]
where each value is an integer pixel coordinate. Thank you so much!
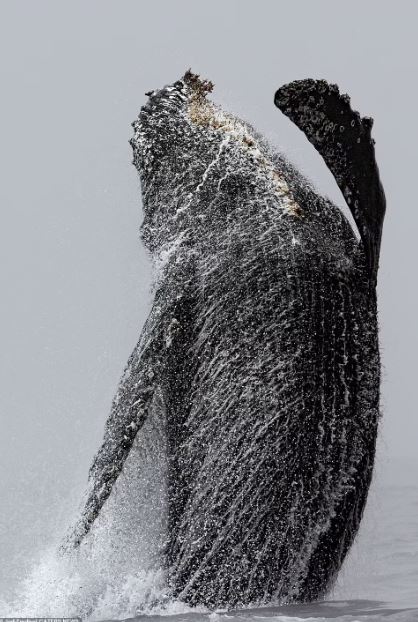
[{"left": 65, "top": 71, "right": 385, "bottom": 608}]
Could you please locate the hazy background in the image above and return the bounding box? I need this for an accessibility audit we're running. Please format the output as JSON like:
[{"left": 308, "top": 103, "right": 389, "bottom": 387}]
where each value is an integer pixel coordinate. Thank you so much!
[{"left": 0, "top": 0, "right": 416, "bottom": 602}]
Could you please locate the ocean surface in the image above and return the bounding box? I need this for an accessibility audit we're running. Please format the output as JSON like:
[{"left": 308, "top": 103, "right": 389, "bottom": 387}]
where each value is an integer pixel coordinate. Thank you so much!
[
  {"left": 109, "top": 481, "right": 418, "bottom": 621},
  {"left": 124, "top": 600, "right": 418, "bottom": 622},
  {"left": 1, "top": 469, "right": 417, "bottom": 622}
]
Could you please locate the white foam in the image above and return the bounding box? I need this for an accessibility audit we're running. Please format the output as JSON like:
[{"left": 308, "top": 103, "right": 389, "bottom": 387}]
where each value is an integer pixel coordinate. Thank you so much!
[{"left": 0, "top": 396, "right": 169, "bottom": 620}]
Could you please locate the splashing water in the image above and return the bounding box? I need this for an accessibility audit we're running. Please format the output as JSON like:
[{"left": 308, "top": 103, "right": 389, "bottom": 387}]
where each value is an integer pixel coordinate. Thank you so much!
[{"left": 0, "top": 398, "right": 177, "bottom": 620}]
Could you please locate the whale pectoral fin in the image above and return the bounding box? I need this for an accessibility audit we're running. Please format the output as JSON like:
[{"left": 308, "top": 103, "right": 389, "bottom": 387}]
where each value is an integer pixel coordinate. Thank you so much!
[
  {"left": 274, "top": 79, "right": 386, "bottom": 283},
  {"left": 68, "top": 386, "right": 155, "bottom": 550},
  {"left": 62, "top": 323, "right": 162, "bottom": 550}
]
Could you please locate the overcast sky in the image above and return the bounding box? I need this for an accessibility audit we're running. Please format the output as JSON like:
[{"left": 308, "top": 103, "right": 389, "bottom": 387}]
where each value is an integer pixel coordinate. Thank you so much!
[{"left": 0, "top": 0, "right": 416, "bottom": 599}]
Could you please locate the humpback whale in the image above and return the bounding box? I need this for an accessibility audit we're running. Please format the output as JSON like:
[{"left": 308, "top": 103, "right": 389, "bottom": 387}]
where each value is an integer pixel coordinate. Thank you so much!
[{"left": 65, "top": 71, "right": 385, "bottom": 608}]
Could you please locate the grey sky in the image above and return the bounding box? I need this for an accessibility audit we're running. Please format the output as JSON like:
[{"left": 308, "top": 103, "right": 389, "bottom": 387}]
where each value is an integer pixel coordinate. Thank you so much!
[{"left": 0, "top": 0, "right": 416, "bottom": 599}]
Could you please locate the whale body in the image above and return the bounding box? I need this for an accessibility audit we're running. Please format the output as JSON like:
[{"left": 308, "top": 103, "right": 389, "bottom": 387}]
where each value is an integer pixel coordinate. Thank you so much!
[{"left": 65, "top": 71, "right": 385, "bottom": 608}]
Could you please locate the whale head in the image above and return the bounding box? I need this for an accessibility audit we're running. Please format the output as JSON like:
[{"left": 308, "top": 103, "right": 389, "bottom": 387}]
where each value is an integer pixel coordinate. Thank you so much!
[{"left": 130, "top": 70, "right": 299, "bottom": 258}]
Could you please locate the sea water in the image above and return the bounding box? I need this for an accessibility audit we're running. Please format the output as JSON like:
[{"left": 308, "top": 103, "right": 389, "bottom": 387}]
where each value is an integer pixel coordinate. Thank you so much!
[{"left": 0, "top": 455, "right": 417, "bottom": 622}]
